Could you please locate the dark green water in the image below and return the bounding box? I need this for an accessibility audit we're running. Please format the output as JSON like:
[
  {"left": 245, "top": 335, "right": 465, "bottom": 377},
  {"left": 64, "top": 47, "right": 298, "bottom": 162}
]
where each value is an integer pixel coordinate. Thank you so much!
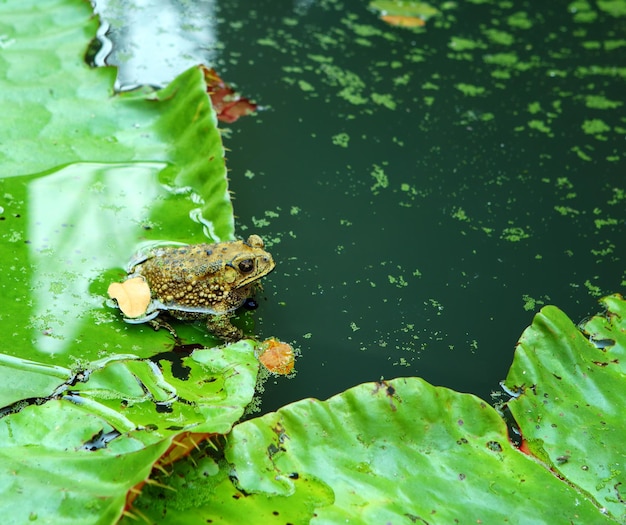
[{"left": 98, "top": 0, "right": 625, "bottom": 411}]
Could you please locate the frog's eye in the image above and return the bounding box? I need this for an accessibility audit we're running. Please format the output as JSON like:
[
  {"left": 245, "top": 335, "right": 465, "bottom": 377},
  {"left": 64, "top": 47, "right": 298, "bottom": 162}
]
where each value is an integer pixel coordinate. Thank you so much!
[{"left": 238, "top": 259, "right": 255, "bottom": 273}]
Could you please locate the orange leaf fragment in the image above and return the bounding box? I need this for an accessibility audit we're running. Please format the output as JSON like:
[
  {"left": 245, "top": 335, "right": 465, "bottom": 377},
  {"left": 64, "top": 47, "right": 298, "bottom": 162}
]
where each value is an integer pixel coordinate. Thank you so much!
[
  {"left": 107, "top": 276, "right": 151, "bottom": 319},
  {"left": 258, "top": 338, "right": 295, "bottom": 375},
  {"left": 380, "top": 14, "right": 426, "bottom": 27},
  {"left": 200, "top": 65, "right": 258, "bottom": 123}
]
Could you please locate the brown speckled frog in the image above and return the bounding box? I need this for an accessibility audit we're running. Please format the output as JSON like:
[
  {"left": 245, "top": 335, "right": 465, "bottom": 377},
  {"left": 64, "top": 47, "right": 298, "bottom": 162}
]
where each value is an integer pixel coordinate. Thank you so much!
[{"left": 120, "top": 234, "right": 275, "bottom": 342}]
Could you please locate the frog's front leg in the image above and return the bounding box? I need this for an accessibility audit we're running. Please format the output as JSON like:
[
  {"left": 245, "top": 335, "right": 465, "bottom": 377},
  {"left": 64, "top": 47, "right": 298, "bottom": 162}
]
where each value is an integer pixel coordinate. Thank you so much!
[
  {"left": 206, "top": 314, "right": 243, "bottom": 343},
  {"left": 148, "top": 317, "right": 182, "bottom": 345}
]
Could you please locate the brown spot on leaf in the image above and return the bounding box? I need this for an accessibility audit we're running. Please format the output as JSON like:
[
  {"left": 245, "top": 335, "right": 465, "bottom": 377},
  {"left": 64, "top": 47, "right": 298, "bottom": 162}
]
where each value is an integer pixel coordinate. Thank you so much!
[{"left": 372, "top": 380, "right": 400, "bottom": 411}]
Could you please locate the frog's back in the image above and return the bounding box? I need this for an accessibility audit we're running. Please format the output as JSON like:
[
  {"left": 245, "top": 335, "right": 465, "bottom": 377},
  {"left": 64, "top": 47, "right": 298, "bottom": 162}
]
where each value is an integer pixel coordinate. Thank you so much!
[{"left": 133, "top": 236, "right": 275, "bottom": 316}]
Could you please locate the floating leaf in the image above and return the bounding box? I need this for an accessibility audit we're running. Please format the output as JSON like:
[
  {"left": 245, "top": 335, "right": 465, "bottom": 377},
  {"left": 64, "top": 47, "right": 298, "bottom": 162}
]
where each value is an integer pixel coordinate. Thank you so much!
[
  {"left": 0, "top": 354, "right": 72, "bottom": 407},
  {"left": 504, "top": 294, "right": 626, "bottom": 519},
  {"left": 380, "top": 14, "right": 427, "bottom": 27},
  {"left": 68, "top": 342, "right": 259, "bottom": 443},
  {"left": 0, "top": 0, "right": 234, "bottom": 372},
  {"left": 128, "top": 296, "right": 626, "bottom": 523},
  {"left": 257, "top": 337, "right": 295, "bottom": 375},
  {"left": 370, "top": 0, "right": 439, "bottom": 27},
  {"left": 129, "top": 376, "right": 616, "bottom": 523},
  {"left": 0, "top": 341, "right": 260, "bottom": 524},
  {"left": 0, "top": 400, "right": 171, "bottom": 525}
]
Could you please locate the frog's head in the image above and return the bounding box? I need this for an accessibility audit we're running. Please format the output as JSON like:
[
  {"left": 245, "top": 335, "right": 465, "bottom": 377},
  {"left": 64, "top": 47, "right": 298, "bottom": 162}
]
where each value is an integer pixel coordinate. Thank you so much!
[{"left": 223, "top": 234, "right": 275, "bottom": 288}]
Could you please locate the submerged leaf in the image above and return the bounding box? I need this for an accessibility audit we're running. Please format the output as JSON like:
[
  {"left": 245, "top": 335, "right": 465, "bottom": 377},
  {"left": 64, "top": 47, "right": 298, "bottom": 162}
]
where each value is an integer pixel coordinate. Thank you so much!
[
  {"left": 380, "top": 14, "right": 427, "bottom": 27},
  {"left": 370, "top": 0, "right": 439, "bottom": 27}
]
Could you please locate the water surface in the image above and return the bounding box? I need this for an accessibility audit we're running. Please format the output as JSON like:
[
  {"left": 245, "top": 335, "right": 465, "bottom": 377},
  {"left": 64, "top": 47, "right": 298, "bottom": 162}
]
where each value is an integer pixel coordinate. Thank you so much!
[{"left": 96, "top": 0, "right": 625, "bottom": 411}]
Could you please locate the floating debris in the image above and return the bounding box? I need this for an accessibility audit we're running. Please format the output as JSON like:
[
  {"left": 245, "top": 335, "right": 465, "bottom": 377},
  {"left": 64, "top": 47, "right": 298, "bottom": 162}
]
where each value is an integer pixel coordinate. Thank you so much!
[
  {"left": 107, "top": 276, "right": 151, "bottom": 319},
  {"left": 257, "top": 338, "right": 295, "bottom": 375}
]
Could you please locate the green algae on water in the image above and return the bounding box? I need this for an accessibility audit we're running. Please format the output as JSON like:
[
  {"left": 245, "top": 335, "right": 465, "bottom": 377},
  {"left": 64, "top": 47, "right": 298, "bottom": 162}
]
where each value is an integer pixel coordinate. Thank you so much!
[
  {"left": 332, "top": 132, "right": 350, "bottom": 147},
  {"left": 455, "top": 83, "right": 486, "bottom": 96},
  {"left": 370, "top": 164, "right": 389, "bottom": 194}
]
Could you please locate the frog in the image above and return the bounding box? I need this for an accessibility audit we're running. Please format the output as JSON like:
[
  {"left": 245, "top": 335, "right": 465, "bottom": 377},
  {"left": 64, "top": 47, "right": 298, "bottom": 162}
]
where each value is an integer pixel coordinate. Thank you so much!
[{"left": 109, "top": 234, "right": 275, "bottom": 342}]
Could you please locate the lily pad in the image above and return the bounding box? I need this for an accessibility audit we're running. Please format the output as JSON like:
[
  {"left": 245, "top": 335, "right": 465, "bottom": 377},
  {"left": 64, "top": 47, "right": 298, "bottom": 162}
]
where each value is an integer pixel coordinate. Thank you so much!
[
  {"left": 128, "top": 296, "right": 626, "bottom": 523},
  {"left": 0, "top": 340, "right": 260, "bottom": 524},
  {"left": 128, "top": 375, "right": 616, "bottom": 523},
  {"left": 0, "top": 161, "right": 227, "bottom": 367},
  {"left": 68, "top": 341, "right": 260, "bottom": 440},
  {"left": 0, "top": 399, "right": 171, "bottom": 525},
  {"left": 0, "top": 0, "right": 234, "bottom": 374},
  {"left": 504, "top": 294, "right": 626, "bottom": 520},
  {"left": 0, "top": 353, "right": 72, "bottom": 407},
  {"left": 224, "top": 378, "right": 617, "bottom": 523}
]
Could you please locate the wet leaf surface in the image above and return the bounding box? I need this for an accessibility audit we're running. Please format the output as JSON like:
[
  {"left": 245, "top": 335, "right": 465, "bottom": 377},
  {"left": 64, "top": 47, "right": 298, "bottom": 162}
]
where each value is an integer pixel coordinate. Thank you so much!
[
  {"left": 0, "top": 400, "right": 171, "bottom": 525},
  {"left": 0, "top": 0, "right": 233, "bottom": 370},
  {"left": 504, "top": 293, "right": 626, "bottom": 519},
  {"left": 129, "top": 367, "right": 621, "bottom": 523}
]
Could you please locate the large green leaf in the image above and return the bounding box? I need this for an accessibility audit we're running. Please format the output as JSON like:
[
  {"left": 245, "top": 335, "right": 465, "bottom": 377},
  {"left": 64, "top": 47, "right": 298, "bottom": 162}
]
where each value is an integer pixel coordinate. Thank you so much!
[
  {"left": 67, "top": 341, "right": 259, "bottom": 441},
  {"left": 127, "top": 296, "right": 626, "bottom": 523},
  {"left": 128, "top": 378, "right": 615, "bottom": 523},
  {"left": 0, "top": 0, "right": 234, "bottom": 374},
  {"left": 0, "top": 340, "right": 259, "bottom": 525},
  {"left": 0, "top": 353, "right": 72, "bottom": 407},
  {"left": 0, "top": 0, "right": 228, "bottom": 204},
  {"left": 0, "top": 400, "right": 171, "bottom": 525},
  {"left": 504, "top": 294, "right": 626, "bottom": 520},
  {"left": 0, "top": 160, "right": 224, "bottom": 373},
  {"left": 218, "top": 366, "right": 605, "bottom": 523}
]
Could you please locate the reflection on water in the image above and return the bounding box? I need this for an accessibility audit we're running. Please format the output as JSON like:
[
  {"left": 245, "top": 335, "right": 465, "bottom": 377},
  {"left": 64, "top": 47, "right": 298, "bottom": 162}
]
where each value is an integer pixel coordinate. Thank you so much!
[
  {"left": 92, "top": 0, "right": 219, "bottom": 89},
  {"left": 27, "top": 162, "right": 166, "bottom": 354}
]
